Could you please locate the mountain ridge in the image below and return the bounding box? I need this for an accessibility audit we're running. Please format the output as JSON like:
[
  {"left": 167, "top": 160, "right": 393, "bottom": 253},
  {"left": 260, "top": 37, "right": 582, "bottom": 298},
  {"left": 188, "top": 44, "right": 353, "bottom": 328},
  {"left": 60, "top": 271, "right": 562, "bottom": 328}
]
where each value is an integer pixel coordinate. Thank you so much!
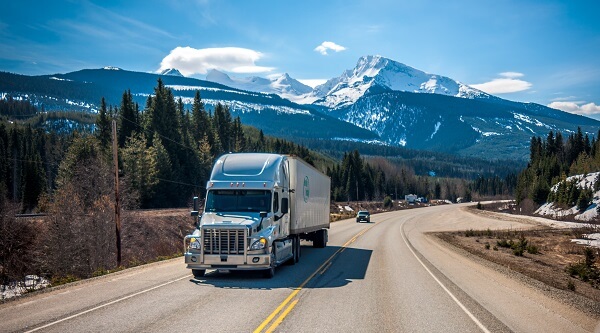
[
  {"left": 1, "top": 55, "right": 598, "bottom": 160},
  {"left": 205, "top": 69, "right": 312, "bottom": 102}
]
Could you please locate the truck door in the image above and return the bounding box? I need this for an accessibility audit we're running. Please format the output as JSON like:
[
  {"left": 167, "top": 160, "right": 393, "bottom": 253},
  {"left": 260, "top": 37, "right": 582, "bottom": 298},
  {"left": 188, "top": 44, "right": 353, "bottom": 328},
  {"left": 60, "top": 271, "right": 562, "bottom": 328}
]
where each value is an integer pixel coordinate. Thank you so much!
[{"left": 279, "top": 160, "right": 290, "bottom": 237}]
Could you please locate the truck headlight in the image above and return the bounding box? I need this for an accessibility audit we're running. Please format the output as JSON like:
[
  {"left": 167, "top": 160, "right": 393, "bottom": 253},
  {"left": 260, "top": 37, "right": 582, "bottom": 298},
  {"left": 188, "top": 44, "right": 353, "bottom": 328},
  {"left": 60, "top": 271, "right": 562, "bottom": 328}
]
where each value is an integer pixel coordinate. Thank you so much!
[
  {"left": 250, "top": 238, "right": 267, "bottom": 250},
  {"left": 189, "top": 237, "right": 201, "bottom": 250}
]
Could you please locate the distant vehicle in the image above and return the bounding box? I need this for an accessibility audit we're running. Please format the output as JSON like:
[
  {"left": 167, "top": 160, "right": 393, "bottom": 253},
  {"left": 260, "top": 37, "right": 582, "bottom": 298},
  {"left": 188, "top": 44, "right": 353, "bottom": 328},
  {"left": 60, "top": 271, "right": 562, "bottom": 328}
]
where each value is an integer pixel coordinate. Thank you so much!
[
  {"left": 356, "top": 210, "right": 370, "bottom": 223},
  {"left": 184, "top": 153, "right": 331, "bottom": 278},
  {"left": 405, "top": 194, "right": 417, "bottom": 203}
]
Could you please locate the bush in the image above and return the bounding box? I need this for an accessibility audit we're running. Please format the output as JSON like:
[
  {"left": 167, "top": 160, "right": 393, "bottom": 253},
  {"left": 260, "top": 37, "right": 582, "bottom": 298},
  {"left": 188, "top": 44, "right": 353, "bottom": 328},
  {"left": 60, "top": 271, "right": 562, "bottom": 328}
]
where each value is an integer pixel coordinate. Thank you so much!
[
  {"left": 0, "top": 201, "right": 38, "bottom": 285},
  {"left": 526, "top": 244, "right": 539, "bottom": 254},
  {"left": 484, "top": 242, "right": 490, "bottom": 250},
  {"left": 484, "top": 228, "right": 493, "bottom": 237},
  {"left": 465, "top": 229, "right": 475, "bottom": 237},
  {"left": 383, "top": 196, "right": 393, "bottom": 209},
  {"left": 511, "top": 235, "right": 529, "bottom": 257},
  {"left": 512, "top": 247, "right": 524, "bottom": 256},
  {"left": 566, "top": 247, "right": 600, "bottom": 284},
  {"left": 50, "top": 275, "right": 80, "bottom": 286}
]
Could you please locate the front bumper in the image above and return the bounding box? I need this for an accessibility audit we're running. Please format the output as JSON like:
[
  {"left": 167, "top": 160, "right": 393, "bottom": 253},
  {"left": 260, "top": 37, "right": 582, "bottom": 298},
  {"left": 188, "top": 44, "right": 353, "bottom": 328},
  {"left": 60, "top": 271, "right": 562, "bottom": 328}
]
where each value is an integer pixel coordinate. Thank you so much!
[{"left": 184, "top": 252, "right": 271, "bottom": 270}]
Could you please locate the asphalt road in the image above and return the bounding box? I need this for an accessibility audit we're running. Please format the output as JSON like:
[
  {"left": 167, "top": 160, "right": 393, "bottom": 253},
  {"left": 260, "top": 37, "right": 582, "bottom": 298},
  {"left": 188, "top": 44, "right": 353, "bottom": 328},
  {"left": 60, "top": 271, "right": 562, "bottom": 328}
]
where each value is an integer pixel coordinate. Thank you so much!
[{"left": 1, "top": 204, "right": 599, "bottom": 332}]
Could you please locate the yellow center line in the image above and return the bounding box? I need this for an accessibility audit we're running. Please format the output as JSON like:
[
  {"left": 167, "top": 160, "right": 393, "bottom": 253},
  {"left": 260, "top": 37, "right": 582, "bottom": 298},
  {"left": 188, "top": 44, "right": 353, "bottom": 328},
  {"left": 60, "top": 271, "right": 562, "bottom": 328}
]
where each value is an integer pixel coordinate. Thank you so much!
[
  {"left": 265, "top": 299, "right": 299, "bottom": 333},
  {"left": 253, "top": 223, "right": 377, "bottom": 333},
  {"left": 319, "top": 262, "right": 333, "bottom": 275}
]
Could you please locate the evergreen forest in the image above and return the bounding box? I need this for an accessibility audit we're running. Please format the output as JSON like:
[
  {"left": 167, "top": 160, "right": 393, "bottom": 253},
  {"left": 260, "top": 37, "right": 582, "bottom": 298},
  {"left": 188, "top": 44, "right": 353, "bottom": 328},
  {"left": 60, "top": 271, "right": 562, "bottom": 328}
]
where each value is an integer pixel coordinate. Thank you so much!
[{"left": 515, "top": 128, "right": 600, "bottom": 211}]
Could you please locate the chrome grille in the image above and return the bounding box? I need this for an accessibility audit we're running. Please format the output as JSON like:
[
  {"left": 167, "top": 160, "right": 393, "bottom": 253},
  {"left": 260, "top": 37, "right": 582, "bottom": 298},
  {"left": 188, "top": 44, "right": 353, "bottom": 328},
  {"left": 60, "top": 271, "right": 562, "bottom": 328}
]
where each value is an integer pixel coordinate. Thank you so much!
[{"left": 203, "top": 228, "right": 246, "bottom": 254}]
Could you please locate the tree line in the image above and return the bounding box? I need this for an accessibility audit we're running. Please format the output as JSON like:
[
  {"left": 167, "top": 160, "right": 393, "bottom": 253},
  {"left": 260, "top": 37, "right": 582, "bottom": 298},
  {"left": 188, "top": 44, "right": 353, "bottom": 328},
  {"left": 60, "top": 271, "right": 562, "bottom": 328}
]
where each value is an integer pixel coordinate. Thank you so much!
[
  {"left": 327, "top": 150, "right": 516, "bottom": 203},
  {"left": 1, "top": 78, "right": 521, "bottom": 214},
  {"left": 0, "top": 79, "right": 319, "bottom": 212}
]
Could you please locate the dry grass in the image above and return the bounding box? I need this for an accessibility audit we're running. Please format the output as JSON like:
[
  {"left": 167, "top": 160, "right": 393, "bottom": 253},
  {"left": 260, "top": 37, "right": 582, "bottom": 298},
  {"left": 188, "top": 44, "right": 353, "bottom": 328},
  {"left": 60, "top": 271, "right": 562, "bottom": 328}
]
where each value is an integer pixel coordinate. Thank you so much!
[{"left": 436, "top": 227, "right": 600, "bottom": 304}]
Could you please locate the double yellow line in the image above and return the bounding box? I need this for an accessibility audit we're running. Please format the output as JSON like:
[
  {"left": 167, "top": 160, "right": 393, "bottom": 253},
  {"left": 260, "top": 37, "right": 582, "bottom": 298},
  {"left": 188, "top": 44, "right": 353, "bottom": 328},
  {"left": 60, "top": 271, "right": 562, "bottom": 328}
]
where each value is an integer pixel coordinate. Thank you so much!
[{"left": 253, "top": 224, "right": 376, "bottom": 333}]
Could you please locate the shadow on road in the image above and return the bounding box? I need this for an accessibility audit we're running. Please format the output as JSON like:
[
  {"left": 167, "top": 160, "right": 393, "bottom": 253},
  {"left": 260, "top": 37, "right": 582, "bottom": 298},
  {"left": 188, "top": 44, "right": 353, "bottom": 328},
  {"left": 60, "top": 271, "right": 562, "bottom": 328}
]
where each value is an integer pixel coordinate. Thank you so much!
[{"left": 189, "top": 245, "right": 372, "bottom": 290}]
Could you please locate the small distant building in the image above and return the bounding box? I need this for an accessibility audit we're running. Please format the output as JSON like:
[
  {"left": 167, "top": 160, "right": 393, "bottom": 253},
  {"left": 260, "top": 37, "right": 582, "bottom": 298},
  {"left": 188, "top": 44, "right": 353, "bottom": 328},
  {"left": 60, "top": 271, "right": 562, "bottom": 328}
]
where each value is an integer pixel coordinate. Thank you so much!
[{"left": 405, "top": 194, "right": 417, "bottom": 203}]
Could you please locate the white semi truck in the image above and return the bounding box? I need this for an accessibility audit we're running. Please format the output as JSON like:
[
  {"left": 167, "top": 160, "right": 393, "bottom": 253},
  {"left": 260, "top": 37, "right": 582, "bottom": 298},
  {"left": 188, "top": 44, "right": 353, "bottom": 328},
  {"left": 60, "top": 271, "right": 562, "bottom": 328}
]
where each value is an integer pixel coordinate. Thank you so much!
[{"left": 184, "top": 153, "right": 330, "bottom": 278}]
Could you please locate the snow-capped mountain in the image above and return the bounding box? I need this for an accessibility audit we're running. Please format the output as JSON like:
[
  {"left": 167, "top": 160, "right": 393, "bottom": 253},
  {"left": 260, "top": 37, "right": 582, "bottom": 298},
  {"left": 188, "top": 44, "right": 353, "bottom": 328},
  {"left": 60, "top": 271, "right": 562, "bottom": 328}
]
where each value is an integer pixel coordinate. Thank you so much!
[
  {"left": 160, "top": 68, "right": 184, "bottom": 77},
  {"left": 309, "top": 55, "right": 490, "bottom": 109},
  {"left": 205, "top": 70, "right": 312, "bottom": 102},
  {"left": 0, "top": 68, "right": 376, "bottom": 144},
  {"left": 2, "top": 57, "right": 599, "bottom": 160}
]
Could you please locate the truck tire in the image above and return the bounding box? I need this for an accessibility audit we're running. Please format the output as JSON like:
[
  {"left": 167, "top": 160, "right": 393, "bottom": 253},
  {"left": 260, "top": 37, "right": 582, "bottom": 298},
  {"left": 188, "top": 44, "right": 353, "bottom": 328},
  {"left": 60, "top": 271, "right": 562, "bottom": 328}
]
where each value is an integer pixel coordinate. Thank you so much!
[
  {"left": 313, "top": 229, "right": 327, "bottom": 248},
  {"left": 192, "top": 269, "right": 205, "bottom": 278},
  {"left": 264, "top": 246, "right": 276, "bottom": 278}
]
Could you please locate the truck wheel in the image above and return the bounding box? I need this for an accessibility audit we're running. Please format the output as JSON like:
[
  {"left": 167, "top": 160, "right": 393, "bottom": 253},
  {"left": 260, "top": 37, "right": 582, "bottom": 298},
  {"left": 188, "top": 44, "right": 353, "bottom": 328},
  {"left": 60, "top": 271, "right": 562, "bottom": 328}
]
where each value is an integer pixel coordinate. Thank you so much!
[
  {"left": 313, "top": 229, "right": 327, "bottom": 248},
  {"left": 192, "top": 269, "right": 205, "bottom": 278},
  {"left": 264, "top": 246, "right": 276, "bottom": 278}
]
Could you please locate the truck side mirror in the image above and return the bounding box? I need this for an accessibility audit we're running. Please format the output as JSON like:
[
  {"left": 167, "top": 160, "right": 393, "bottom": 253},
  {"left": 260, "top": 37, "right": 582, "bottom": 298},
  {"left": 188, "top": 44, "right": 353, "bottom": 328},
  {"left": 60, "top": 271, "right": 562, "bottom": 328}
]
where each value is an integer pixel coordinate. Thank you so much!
[
  {"left": 191, "top": 196, "right": 201, "bottom": 228},
  {"left": 191, "top": 196, "right": 199, "bottom": 217},
  {"left": 281, "top": 198, "right": 289, "bottom": 214}
]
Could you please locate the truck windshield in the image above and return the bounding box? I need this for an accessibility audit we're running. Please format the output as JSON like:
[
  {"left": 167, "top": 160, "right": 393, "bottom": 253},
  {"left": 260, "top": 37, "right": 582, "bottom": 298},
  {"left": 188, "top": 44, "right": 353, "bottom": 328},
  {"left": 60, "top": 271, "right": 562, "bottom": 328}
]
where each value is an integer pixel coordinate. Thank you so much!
[{"left": 205, "top": 190, "right": 272, "bottom": 213}]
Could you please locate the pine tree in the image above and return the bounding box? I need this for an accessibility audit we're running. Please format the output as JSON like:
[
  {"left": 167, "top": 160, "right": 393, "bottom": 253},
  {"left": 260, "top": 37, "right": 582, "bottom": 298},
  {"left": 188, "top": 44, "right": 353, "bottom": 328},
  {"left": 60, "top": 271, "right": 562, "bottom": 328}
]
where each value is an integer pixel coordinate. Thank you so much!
[
  {"left": 149, "top": 134, "right": 173, "bottom": 208},
  {"left": 213, "top": 103, "right": 232, "bottom": 152},
  {"left": 95, "top": 98, "right": 111, "bottom": 148},
  {"left": 121, "top": 133, "right": 158, "bottom": 208},
  {"left": 191, "top": 90, "right": 210, "bottom": 144},
  {"left": 231, "top": 116, "right": 246, "bottom": 152},
  {"left": 118, "top": 90, "right": 137, "bottom": 147}
]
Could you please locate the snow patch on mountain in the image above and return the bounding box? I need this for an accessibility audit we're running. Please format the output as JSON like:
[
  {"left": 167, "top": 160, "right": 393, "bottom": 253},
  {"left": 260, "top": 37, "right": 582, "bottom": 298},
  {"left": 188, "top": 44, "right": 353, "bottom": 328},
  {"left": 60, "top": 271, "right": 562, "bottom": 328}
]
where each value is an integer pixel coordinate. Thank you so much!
[
  {"left": 331, "top": 137, "right": 389, "bottom": 146},
  {"left": 430, "top": 122, "right": 441, "bottom": 139},
  {"left": 165, "top": 84, "right": 261, "bottom": 97},
  {"left": 49, "top": 77, "right": 72, "bottom": 81},
  {"left": 160, "top": 68, "right": 184, "bottom": 77},
  {"left": 512, "top": 112, "right": 549, "bottom": 128}
]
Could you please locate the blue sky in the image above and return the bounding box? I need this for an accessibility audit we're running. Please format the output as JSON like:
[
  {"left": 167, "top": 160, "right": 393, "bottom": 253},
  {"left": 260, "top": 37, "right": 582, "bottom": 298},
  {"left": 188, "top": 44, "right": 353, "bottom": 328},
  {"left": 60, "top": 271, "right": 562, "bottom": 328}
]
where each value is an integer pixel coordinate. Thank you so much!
[{"left": 1, "top": 0, "right": 599, "bottom": 119}]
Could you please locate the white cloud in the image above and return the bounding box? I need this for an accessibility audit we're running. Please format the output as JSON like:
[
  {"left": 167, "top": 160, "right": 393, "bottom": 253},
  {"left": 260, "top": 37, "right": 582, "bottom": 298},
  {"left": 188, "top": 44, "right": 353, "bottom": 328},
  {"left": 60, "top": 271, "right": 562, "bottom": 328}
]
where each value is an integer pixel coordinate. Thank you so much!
[
  {"left": 498, "top": 72, "right": 524, "bottom": 79},
  {"left": 298, "top": 79, "right": 327, "bottom": 88},
  {"left": 470, "top": 72, "right": 532, "bottom": 94},
  {"left": 314, "top": 41, "right": 346, "bottom": 55},
  {"left": 548, "top": 101, "right": 600, "bottom": 116},
  {"left": 158, "top": 46, "right": 275, "bottom": 76}
]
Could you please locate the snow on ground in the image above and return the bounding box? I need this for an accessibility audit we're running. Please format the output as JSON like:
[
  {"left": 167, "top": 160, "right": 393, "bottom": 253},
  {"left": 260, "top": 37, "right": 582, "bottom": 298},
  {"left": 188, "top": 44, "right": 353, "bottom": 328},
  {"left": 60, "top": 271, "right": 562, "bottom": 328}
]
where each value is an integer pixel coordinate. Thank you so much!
[
  {"left": 571, "top": 233, "right": 600, "bottom": 247},
  {"left": 536, "top": 172, "right": 599, "bottom": 222},
  {"left": 1, "top": 275, "right": 50, "bottom": 300},
  {"left": 531, "top": 171, "right": 599, "bottom": 248}
]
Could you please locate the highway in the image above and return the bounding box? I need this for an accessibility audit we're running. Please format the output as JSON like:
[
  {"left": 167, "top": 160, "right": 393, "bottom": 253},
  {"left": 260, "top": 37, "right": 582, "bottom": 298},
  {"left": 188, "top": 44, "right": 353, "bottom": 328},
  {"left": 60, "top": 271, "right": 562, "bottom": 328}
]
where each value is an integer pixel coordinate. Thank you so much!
[{"left": 1, "top": 204, "right": 599, "bottom": 332}]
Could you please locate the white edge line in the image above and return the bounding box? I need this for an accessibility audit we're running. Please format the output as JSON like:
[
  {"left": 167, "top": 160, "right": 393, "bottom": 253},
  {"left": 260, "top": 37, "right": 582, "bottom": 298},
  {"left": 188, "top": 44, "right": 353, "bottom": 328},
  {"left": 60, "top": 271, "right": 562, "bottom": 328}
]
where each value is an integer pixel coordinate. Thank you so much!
[
  {"left": 401, "top": 226, "right": 491, "bottom": 333},
  {"left": 24, "top": 274, "right": 191, "bottom": 332}
]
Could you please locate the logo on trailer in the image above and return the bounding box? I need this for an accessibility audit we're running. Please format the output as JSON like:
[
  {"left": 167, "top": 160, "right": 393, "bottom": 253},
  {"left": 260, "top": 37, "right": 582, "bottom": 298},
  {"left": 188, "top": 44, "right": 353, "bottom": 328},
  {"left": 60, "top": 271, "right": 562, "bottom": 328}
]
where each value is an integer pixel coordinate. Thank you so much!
[{"left": 303, "top": 176, "right": 310, "bottom": 202}]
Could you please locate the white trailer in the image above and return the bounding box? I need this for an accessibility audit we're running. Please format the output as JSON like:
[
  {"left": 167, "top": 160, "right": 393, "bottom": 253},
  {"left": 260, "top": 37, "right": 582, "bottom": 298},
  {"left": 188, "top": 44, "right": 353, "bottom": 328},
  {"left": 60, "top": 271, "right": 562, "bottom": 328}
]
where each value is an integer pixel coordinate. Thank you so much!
[{"left": 184, "top": 153, "right": 330, "bottom": 278}]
